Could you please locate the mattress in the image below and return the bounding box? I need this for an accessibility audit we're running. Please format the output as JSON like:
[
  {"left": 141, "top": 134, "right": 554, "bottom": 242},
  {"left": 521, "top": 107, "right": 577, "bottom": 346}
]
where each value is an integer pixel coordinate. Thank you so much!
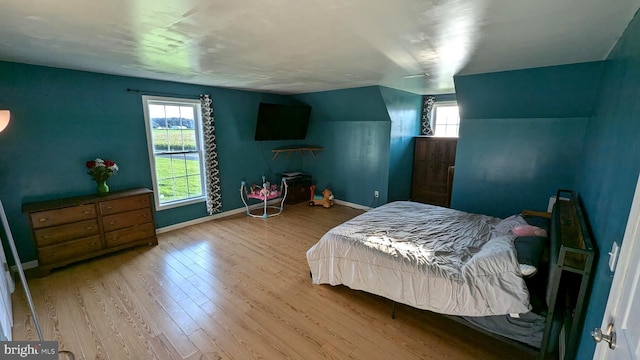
[{"left": 306, "top": 201, "right": 531, "bottom": 317}]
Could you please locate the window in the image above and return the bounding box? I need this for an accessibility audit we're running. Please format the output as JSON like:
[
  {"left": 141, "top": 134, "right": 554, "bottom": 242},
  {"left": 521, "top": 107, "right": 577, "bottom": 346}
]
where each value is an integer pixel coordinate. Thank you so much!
[
  {"left": 432, "top": 102, "right": 460, "bottom": 137},
  {"left": 142, "top": 96, "right": 206, "bottom": 210}
]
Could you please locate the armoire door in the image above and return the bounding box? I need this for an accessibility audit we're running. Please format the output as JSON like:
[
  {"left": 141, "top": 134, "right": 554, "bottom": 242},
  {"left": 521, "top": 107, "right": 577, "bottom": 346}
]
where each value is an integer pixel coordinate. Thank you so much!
[{"left": 411, "top": 137, "right": 457, "bottom": 207}]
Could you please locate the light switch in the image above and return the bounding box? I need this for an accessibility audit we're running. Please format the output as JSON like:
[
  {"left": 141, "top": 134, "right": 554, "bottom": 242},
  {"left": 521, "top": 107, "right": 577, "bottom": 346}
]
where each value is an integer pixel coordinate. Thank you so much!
[{"left": 608, "top": 241, "right": 619, "bottom": 272}]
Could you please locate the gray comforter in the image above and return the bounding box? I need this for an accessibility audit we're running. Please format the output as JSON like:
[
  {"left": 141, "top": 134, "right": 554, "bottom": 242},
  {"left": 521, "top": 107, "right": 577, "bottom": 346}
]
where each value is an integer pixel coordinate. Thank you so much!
[{"left": 306, "top": 201, "right": 531, "bottom": 316}]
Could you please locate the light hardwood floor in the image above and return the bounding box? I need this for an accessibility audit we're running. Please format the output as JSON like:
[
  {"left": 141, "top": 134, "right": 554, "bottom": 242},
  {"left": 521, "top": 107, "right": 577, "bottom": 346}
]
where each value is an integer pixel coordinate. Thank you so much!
[{"left": 12, "top": 203, "right": 536, "bottom": 360}]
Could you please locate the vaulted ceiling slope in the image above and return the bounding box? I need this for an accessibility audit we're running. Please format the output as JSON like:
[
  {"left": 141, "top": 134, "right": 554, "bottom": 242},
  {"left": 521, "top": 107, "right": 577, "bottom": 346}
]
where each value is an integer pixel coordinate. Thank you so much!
[{"left": 1, "top": 0, "right": 639, "bottom": 95}]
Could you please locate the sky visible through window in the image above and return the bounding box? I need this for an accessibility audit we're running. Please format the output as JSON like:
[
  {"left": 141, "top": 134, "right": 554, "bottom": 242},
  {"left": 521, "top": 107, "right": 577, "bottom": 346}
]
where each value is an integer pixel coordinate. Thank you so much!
[
  {"left": 434, "top": 105, "right": 460, "bottom": 137},
  {"left": 149, "top": 104, "right": 194, "bottom": 125}
]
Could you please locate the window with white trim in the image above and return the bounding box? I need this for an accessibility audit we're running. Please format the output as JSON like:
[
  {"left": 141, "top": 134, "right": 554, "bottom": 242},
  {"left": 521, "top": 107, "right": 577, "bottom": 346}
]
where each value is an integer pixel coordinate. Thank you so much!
[
  {"left": 142, "top": 96, "right": 206, "bottom": 210},
  {"left": 432, "top": 101, "right": 460, "bottom": 137}
]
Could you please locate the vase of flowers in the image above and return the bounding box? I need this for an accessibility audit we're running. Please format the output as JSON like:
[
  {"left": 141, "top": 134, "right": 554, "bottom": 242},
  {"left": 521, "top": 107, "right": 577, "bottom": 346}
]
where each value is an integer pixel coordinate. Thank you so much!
[{"left": 86, "top": 158, "right": 119, "bottom": 195}]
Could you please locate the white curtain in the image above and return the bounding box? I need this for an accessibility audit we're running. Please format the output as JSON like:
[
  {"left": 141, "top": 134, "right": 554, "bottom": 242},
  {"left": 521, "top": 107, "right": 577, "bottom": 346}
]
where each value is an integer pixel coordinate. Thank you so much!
[{"left": 200, "top": 94, "right": 222, "bottom": 215}]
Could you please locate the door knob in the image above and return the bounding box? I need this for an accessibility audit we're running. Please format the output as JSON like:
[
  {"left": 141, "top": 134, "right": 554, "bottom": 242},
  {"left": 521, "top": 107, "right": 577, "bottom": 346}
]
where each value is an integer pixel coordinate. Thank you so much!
[{"left": 591, "top": 323, "right": 616, "bottom": 349}]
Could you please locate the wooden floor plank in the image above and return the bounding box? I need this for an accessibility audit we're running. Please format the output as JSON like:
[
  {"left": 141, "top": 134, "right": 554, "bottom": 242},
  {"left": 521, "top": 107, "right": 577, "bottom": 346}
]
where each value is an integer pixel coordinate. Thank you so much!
[{"left": 12, "top": 203, "right": 537, "bottom": 360}]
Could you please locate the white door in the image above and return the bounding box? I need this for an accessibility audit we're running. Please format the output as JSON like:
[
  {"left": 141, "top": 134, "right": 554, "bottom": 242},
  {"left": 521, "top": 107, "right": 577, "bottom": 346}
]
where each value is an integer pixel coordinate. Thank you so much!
[
  {"left": 0, "top": 200, "right": 15, "bottom": 341},
  {"left": 0, "top": 243, "right": 13, "bottom": 341},
  {"left": 594, "top": 173, "right": 640, "bottom": 359}
]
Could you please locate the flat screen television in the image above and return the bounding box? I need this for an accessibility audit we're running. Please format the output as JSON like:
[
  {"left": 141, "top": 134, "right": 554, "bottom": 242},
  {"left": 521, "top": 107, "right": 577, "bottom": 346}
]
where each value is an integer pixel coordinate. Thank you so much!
[{"left": 254, "top": 102, "right": 312, "bottom": 141}]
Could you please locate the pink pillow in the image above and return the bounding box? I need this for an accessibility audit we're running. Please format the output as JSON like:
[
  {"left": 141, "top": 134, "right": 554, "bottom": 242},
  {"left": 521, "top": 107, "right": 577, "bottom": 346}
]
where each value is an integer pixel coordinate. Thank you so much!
[{"left": 512, "top": 225, "right": 547, "bottom": 237}]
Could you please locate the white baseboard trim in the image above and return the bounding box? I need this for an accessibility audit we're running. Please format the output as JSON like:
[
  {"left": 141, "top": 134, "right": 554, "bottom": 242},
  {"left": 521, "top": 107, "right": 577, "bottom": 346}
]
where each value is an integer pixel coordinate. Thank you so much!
[
  {"left": 157, "top": 198, "right": 370, "bottom": 234},
  {"left": 10, "top": 260, "right": 39, "bottom": 272},
  {"left": 334, "top": 199, "right": 372, "bottom": 211},
  {"left": 156, "top": 199, "right": 283, "bottom": 234}
]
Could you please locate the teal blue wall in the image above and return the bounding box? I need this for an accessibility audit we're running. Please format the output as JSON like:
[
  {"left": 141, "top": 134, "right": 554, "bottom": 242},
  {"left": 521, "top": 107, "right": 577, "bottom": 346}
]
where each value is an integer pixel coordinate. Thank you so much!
[
  {"left": 380, "top": 87, "right": 422, "bottom": 202},
  {"left": 574, "top": 10, "right": 640, "bottom": 359},
  {"left": 451, "top": 62, "right": 604, "bottom": 217},
  {"left": 0, "top": 62, "right": 308, "bottom": 262},
  {"left": 294, "top": 87, "right": 393, "bottom": 206},
  {"left": 455, "top": 62, "right": 603, "bottom": 119},
  {"left": 452, "top": 117, "right": 587, "bottom": 217}
]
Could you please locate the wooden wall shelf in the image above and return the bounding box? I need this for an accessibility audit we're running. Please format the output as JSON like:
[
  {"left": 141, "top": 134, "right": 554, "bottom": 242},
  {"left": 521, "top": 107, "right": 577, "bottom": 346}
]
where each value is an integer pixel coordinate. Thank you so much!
[{"left": 271, "top": 146, "right": 323, "bottom": 160}]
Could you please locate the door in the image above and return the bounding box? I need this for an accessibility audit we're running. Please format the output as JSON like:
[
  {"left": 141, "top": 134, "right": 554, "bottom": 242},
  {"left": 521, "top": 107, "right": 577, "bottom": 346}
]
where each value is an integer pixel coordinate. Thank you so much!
[
  {"left": 0, "top": 200, "right": 15, "bottom": 341},
  {"left": 594, "top": 173, "right": 640, "bottom": 359},
  {"left": 0, "top": 242, "right": 13, "bottom": 341}
]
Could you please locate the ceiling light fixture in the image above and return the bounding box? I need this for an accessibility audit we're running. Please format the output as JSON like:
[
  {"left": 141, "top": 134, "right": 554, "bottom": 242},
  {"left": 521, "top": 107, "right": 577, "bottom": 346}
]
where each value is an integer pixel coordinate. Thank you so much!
[
  {"left": 0, "top": 110, "right": 9, "bottom": 133},
  {"left": 402, "top": 73, "right": 430, "bottom": 79}
]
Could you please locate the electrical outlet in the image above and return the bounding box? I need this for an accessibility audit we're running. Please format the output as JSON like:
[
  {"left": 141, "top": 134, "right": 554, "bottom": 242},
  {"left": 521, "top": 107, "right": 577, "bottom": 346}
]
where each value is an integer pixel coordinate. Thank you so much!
[{"left": 374, "top": 190, "right": 379, "bottom": 198}]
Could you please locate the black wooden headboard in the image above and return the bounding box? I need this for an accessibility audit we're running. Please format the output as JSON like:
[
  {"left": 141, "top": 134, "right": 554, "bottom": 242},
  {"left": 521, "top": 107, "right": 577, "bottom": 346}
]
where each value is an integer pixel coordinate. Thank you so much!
[{"left": 539, "top": 189, "right": 595, "bottom": 360}]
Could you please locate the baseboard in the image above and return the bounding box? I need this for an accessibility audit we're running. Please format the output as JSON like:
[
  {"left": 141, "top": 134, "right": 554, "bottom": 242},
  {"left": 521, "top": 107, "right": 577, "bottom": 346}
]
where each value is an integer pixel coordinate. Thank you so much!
[
  {"left": 14, "top": 199, "right": 363, "bottom": 270},
  {"left": 10, "top": 260, "right": 39, "bottom": 272},
  {"left": 334, "top": 199, "right": 372, "bottom": 211},
  {"left": 157, "top": 198, "right": 369, "bottom": 234},
  {"left": 156, "top": 199, "right": 283, "bottom": 234},
  {"left": 12, "top": 205, "right": 274, "bottom": 271}
]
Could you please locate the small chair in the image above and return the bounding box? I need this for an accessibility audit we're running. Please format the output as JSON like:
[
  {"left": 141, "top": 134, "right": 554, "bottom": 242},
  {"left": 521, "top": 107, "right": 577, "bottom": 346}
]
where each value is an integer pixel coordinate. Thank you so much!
[{"left": 240, "top": 176, "right": 288, "bottom": 218}]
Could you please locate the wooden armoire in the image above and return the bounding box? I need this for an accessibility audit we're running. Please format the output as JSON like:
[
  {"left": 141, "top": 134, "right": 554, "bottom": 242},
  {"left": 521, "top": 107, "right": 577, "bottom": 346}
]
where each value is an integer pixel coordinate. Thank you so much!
[{"left": 411, "top": 137, "right": 457, "bottom": 207}]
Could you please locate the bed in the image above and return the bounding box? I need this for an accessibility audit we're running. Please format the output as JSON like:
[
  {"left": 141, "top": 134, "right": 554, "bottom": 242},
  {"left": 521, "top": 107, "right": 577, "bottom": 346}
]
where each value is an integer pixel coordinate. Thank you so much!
[{"left": 306, "top": 190, "right": 594, "bottom": 359}]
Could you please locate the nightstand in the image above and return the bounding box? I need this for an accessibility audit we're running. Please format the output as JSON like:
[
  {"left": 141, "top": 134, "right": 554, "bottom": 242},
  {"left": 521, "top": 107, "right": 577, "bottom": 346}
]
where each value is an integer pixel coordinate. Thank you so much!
[{"left": 283, "top": 176, "right": 311, "bottom": 204}]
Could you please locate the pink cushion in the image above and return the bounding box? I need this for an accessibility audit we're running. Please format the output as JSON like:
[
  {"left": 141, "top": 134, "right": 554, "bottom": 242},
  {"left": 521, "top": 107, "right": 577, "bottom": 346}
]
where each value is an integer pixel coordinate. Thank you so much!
[
  {"left": 512, "top": 225, "right": 547, "bottom": 237},
  {"left": 246, "top": 190, "right": 281, "bottom": 200}
]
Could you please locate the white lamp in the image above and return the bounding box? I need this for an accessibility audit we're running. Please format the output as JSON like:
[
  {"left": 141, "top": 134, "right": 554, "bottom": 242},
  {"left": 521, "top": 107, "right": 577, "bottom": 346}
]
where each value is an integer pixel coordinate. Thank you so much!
[{"left": 0, "top": 110, "right": 10, "bottom": 133}]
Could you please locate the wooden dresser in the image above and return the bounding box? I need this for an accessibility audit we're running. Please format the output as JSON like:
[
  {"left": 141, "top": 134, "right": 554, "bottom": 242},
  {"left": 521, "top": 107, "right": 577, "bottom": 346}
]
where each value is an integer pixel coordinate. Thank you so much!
[
  {"left": 411, "top": 137, "right": 457, "bottom": 207},
  {"left": 22, "top": 188, "right": 158, "bottom": 276}
]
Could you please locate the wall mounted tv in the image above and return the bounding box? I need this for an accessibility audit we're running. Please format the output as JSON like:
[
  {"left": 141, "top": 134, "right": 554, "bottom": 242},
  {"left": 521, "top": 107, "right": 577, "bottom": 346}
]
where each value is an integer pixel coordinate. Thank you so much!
[{"left": 254, "top": 102, "right": 312, "bottom": 141}]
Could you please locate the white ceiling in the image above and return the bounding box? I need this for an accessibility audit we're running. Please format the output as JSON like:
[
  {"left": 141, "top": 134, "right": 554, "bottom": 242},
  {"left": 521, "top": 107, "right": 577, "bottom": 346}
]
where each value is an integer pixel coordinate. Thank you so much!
[{"left": 0, "top": 0, "right": 639, "bottom": 95}]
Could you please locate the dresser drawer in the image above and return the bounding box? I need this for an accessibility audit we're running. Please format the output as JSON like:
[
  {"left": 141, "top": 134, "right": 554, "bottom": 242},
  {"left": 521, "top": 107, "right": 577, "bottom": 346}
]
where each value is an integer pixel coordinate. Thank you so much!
[
  {"left": 33, "top": 219, "right": 99, "bottom": 247},
  {"left": 105, "top": 222, "right": 155, "bottom": 248},
  {"left": 38, "top": 235, "right": 102, "bottom": 265},
  {"left": 99, "top": 194, "right": 150, "bottom": 215},
  {"left": 30, "top": 204, "right": 96, "bottom": 229},
  {"left": 102, "top": 208, "right": 153, "bottom": 232},
  {"left": 23, "top": 188, "right": 157, "bottom": 276}
]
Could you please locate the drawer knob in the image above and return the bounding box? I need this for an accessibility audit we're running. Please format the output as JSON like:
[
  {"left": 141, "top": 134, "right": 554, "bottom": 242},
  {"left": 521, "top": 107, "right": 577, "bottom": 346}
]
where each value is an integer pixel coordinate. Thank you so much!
[
  {"left": 87, "top": 226, "right": 93, "bottom": 230},
  {"left": 109, "top": 221, "right": 116, "bottom": 225},
  {"left": 83, "top": 210, "right": 91, "bottom": 214},
  {"left": 106, "top": 206, "right": 113, "bottom": 210},
  {"left": 38, "top": 218, "right": 47, "bottom": 222},
  {"left": 43, "top": 235, "right": 51, "bottom": 239},
  {"left": 89, "top": 242, "right": 96, "bottom": 247}
]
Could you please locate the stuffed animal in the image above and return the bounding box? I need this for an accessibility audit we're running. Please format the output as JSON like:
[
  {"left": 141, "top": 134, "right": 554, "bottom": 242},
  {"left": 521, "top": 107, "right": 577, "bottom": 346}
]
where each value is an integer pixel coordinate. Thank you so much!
[{"left": 309, "top": 185, "right": 335, "bottom": 208}]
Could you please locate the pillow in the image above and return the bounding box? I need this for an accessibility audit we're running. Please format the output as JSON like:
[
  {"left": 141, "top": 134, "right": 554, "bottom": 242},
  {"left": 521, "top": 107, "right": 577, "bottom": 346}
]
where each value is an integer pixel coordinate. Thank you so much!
[
  {"left": 512, "top": 225, "right": 547, "bottom": 237},
  {"left": 514, "top": 235, "right": 547, "bottom": 277},
  {"left": 494, "top": 215, "right": 528, "bottom": 235}
]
